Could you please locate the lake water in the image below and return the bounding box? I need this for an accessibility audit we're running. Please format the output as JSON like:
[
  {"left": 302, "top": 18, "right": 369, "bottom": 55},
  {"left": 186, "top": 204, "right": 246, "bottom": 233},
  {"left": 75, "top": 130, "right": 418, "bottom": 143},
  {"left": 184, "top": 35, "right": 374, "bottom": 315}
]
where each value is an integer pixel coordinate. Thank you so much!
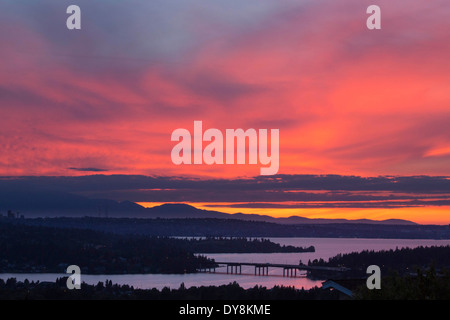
[{"left": 2, "top": 237, "right": 450, "bottom": 290}]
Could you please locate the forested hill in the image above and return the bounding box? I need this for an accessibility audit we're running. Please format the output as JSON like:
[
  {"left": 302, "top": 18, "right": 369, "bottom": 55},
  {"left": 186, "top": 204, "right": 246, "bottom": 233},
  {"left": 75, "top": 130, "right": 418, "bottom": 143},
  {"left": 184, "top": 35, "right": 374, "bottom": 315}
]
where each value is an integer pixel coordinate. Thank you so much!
[
  {"left": 0, "top": 221, "right": 214, "bottom": 274},
  {"left": 5, "top": 216, "right": 450, "bottom": 239},
  {"left": 0, "top": 221, "right": 314, "bottom": 274},
  {"left": 309, "top": 245, "right": 450, "bottom": 273}
]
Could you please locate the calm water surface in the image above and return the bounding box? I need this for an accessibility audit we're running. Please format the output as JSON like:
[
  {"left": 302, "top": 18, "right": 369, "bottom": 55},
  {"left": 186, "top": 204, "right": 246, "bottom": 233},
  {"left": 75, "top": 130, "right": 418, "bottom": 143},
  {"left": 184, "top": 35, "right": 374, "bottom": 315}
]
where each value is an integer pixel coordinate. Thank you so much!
[{"left": 2, "top": 238, "right": 450, "bottom": 290}]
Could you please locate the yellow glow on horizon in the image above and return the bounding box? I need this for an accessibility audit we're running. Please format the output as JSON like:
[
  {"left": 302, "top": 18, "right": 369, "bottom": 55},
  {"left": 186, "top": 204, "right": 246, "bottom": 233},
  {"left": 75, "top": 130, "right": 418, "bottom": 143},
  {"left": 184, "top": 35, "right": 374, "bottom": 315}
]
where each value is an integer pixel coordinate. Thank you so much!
[{"left": 136, "top": 202, "right": 450, "bottom": 225}]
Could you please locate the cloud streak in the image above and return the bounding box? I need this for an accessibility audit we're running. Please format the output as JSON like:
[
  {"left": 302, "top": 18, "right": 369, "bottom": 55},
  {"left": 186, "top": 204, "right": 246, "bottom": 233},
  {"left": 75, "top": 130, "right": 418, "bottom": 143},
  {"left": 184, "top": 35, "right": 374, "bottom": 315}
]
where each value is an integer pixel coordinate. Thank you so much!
[
  {"left": 67, "top": 167, "right": 109, "bottom": 172},
  {"left": 2, "top": 174, "right": 449, "bottom": 206}
]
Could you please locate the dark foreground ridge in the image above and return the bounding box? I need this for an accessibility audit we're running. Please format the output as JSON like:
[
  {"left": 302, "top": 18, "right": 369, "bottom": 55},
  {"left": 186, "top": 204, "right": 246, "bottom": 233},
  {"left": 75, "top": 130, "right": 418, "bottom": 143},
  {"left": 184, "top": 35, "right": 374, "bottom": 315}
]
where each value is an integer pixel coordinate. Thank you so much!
[
  {"left": 2, "top": 267, "right": 450, "bottom": 300},
  {"left": 0, "top": 278, "right": 338, "bottom": 300}
]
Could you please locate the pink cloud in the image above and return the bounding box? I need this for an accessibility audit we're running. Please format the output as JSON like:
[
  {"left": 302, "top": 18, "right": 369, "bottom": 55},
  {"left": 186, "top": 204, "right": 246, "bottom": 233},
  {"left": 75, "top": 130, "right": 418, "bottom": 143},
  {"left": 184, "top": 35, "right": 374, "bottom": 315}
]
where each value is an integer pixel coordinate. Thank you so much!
[{"left": 0, "top": 1, "right": 449, "bottom": 177}]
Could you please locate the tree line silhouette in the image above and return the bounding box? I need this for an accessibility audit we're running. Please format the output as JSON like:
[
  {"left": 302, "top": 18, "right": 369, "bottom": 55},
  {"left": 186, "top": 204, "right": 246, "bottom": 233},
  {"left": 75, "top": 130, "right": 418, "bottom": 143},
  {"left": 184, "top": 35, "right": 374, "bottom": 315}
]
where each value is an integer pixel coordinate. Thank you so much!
[
  {"left": 0, "top": 278, "right": 338, "bottom": 300},
  {"left": 0, "top": 221, "right": 312, "bottom": 274},
  {"left": 0, "top": 221, "right": 213, "bottom": 274},
  {"left": 354, "top": 266, "right": 450, "bottom": 299},
  {"left": 180, "top": 237, "right": 314, "bottom": 253},
  {"left": 307, "top": 245, "right": 450, "bottom": 278}
]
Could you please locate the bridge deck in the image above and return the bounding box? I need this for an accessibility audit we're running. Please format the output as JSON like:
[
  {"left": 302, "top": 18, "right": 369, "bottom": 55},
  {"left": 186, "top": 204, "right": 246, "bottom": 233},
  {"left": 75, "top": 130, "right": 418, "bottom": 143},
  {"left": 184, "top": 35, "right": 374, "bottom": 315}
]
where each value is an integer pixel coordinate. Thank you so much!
[{"left": 214, "top": 261, "right": 349, "bottom": 272}]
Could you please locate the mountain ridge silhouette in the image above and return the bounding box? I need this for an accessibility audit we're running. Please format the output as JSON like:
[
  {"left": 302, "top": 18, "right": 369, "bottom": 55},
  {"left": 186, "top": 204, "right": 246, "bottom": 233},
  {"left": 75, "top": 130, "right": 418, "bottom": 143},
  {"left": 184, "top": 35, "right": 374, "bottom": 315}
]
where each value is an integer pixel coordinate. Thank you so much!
[{"left": 0, "top": 188, "right": 416, "bottom": 225}]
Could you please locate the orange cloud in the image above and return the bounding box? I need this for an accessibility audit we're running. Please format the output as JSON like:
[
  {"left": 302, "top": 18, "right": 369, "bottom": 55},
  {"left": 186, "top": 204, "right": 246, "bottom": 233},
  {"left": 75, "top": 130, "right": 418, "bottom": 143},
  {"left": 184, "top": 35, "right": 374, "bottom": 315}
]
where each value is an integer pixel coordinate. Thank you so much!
[{"left": 0, "top": 1, "right": 449, "bottom": 179}]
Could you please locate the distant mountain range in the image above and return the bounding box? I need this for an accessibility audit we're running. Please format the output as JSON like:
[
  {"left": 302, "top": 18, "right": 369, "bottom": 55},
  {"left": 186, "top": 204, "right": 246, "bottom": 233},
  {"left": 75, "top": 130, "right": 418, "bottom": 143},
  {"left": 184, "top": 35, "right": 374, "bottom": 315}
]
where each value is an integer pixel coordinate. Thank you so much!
[
  {"left": 0, "top": 185, "right": 416, "bottom": 225},
  {"left": 143, "top": 203, "right": 416, "bottom": 225}
]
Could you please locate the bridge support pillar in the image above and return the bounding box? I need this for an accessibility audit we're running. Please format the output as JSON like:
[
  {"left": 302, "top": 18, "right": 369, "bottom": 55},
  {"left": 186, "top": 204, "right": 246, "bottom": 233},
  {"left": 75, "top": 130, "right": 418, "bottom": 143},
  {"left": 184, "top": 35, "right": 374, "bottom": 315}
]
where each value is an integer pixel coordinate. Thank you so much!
[
  {"left": 227, "top": 264, "right": 242, "bottom": 275},
  {"left": 282, "top": 267, "right": 298, "bottom": 277},
  {"left": 255, "top": 266, "right": 268, "bottom": 276}
]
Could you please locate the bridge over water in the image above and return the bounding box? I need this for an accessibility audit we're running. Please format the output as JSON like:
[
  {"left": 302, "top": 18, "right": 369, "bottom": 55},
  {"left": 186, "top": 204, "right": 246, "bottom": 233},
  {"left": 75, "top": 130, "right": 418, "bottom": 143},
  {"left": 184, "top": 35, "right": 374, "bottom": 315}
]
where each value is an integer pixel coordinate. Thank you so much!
[{"left": 198, "top": 262, "right": 349, "bottom": 277}]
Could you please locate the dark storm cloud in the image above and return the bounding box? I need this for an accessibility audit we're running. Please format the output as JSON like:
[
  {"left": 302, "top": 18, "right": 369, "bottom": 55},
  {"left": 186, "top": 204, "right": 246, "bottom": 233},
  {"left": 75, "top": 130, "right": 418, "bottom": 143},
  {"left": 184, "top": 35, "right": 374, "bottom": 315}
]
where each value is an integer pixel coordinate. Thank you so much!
[
  {"left": 1, "top": 175, "right": 449, "bottom": 208},
  {"left": 67, "top": 167, "right": 109, "bottom": 172},
  {"left": 183, "top": 73, "right": 267, "bottom": 103}
]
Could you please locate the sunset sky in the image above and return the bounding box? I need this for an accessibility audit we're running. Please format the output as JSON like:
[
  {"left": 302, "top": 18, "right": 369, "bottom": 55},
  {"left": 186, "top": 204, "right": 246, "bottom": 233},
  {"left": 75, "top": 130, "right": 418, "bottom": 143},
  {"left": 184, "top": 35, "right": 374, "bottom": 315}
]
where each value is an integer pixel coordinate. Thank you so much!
[{"left": 1, "top": 1, "right": 449, "bottom": 224}]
